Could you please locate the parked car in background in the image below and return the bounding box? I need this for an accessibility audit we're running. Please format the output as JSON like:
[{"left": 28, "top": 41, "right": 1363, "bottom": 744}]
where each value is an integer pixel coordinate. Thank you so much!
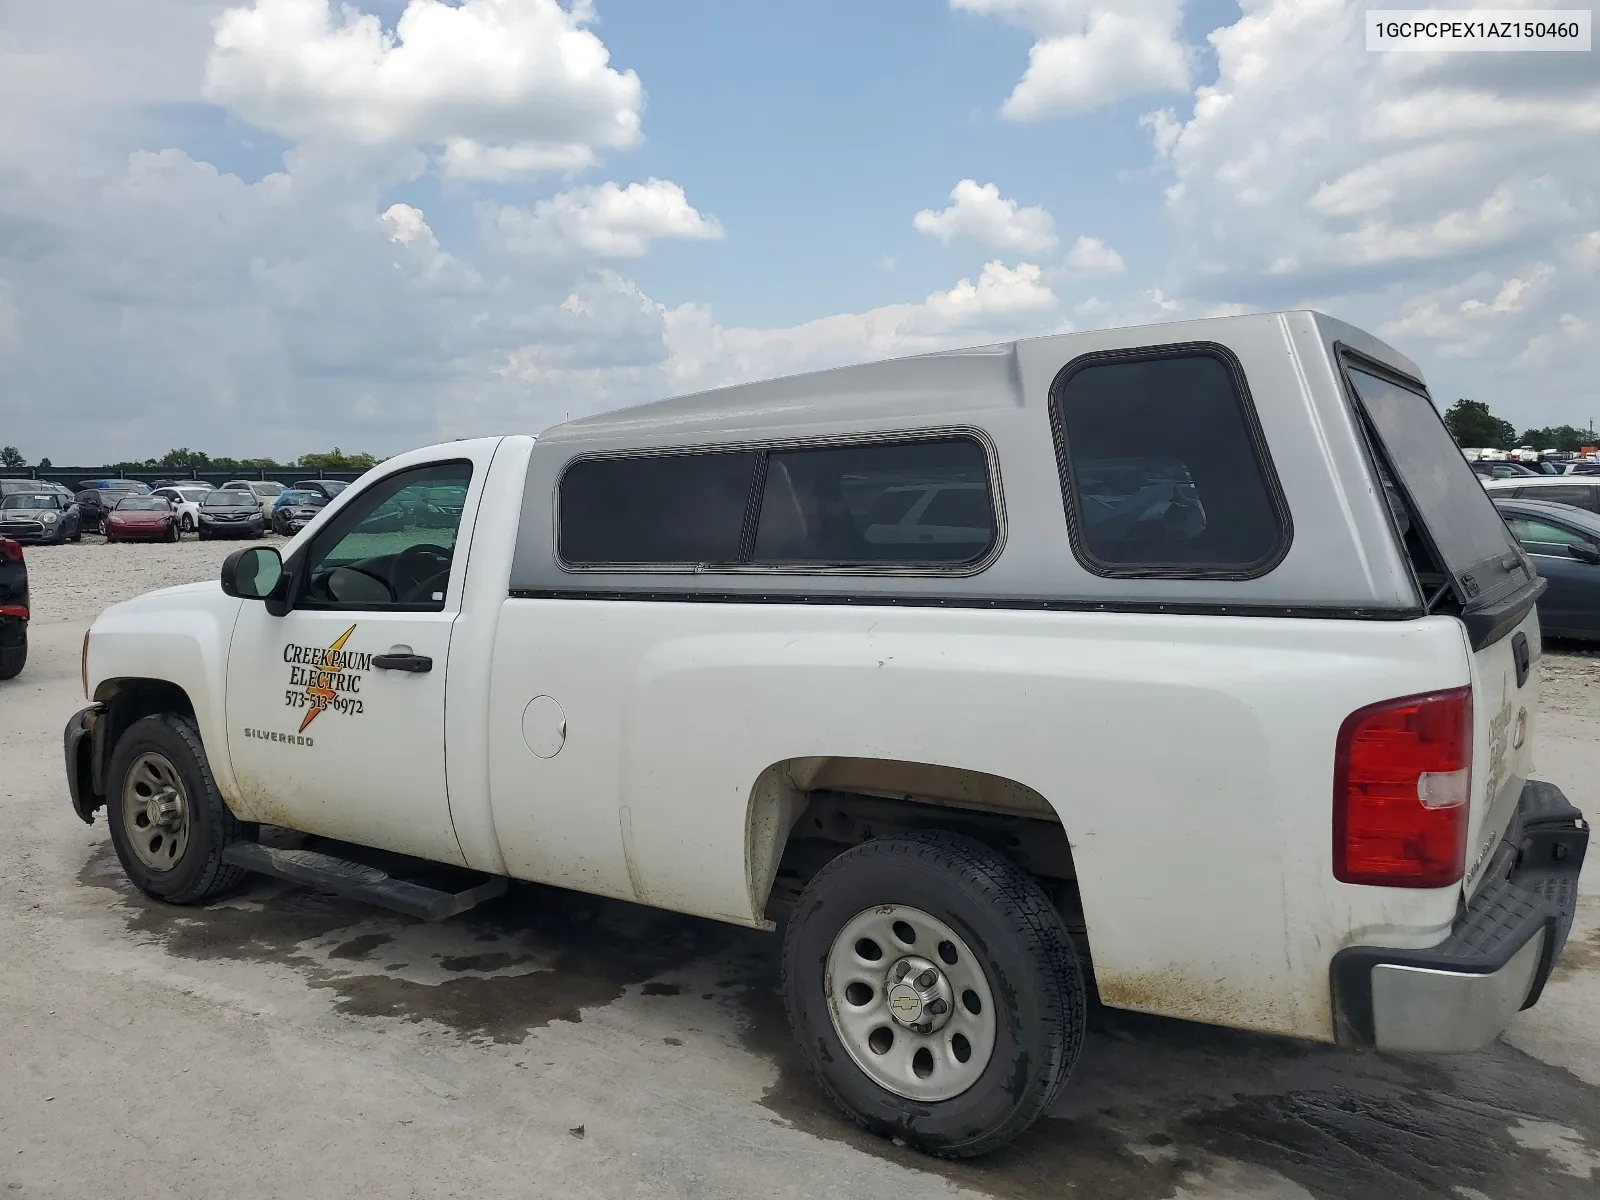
[
  {"left": 151, "top": 485, "right": 212, "bottom": 533},
  {"left": 78, "top": 479, "right": 152, "bottom": 495},
  {"left": 0, "top": 492, "right": 82, "bottom": 544},
  {"left": 1563, "top": 461, "right": 1600, "bottom": 476},
  {"left": 0, "top": 536, "right": 26, "bottom": 679},
  {"left": 220, "top": 480, "right": 288, "bottom": 520},
  {"left": 1, "top": 479, "right": 46, "bottom": 498},
  {"left": 73, "top": 489, "right": 114, "bottom": 534},
  {"left": 271, "top": 489, "right": 329, "bottom": 535},
  {"left": 105, "top": 495, "right": 181, "bottom": 543},
  {"left": 1469, "top": 460, "right": 1539, "bottom": 481},
  {"left": 1483, "top": 475, "right": 1600, "bottom": 514},
  {"left": 291, "top": 479, "right": 351, "bottom": 502},
  {"left": 1493, "top": 497, "right": 1600, "bottom": 641},
  {"left": 196, "top": 489, "right": 266, "bottom": 539}
]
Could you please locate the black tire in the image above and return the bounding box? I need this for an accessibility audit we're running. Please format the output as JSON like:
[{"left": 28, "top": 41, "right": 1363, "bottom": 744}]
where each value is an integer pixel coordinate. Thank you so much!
[
  {"left": 167, "top": 521, "right": 179, "bottom": 542},
  {"left": 105, "top": 713, "right": 250, "bottom": 904},
  {"left": 180, "top": 513, "right": 194, "bottom": 533},
  {"left": 782, "top": 832, "right": 1085, "bottom": 1158},
  {"left": 197, "top": 529, "right": 210, "bottom": 540},
  {"left": 72, "top": 525, "right": 82, "bottom": 543},
  {"left": 0, "top": 628, "right": 24, "bottom": 680}
]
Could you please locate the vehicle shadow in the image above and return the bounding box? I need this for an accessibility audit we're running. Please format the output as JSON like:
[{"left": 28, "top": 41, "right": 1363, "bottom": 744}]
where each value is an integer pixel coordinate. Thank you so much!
[{"left": 77, "top": 842, "right": 1600, "bottom": 1200}]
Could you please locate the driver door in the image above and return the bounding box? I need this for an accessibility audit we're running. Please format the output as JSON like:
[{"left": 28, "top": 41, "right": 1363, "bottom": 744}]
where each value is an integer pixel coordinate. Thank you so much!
[{"left": 224, "top": 458, "right": 477, "bottom": 863}]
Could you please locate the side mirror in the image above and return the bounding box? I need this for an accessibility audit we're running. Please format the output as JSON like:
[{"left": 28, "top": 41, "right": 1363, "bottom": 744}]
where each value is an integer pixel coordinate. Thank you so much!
[
  {"left": 1568, "top": 542, "right": 1600, "bottom": 565},
  {"left": 221, "top": 546, "right": 284, "bottom": 602}
]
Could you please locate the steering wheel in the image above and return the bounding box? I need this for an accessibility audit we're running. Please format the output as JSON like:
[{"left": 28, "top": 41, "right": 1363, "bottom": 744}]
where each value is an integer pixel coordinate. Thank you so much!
[{"left": 391, "top": 543, "right": 453, "bottom": 604}]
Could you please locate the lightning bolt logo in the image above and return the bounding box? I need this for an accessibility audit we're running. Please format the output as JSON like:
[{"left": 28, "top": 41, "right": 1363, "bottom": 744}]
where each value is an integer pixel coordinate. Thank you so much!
[{"left": 298, "top": 624, "right": 357, "bottom": 733}]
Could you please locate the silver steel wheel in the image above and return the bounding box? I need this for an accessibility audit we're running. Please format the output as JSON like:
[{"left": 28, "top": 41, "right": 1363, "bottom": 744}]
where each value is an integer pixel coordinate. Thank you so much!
[
  {"left": 120, "top": 751, "right": 190, "bottom": 872},
  {"left": 825, "top": 904, "right": 997, "bottom": 1102}
]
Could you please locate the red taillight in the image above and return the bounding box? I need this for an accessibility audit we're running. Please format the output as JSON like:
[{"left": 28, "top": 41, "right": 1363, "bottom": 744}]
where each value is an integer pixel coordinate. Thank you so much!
[{"left": 1333, "top": 687, "right": 1472, "bottom": 888}]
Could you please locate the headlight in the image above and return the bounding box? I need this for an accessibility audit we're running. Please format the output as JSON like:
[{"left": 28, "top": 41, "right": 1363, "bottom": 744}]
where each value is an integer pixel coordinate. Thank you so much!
[{"left": 42, "top": 512, "right": 58, "bottom": 523}]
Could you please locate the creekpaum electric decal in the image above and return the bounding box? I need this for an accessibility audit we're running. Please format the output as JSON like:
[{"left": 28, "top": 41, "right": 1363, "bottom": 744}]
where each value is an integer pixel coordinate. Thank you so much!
[{"left": 283, "top": 624, "right": 371, "bottom": 731}]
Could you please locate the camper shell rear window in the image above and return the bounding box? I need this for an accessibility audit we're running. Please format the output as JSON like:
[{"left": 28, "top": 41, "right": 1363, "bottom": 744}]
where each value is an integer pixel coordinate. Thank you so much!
[{"left": 1340, "top": 353, "right": 1529, "bottom": 612}]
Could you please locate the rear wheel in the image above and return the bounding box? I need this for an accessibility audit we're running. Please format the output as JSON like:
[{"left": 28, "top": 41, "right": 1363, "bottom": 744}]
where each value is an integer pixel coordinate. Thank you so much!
[
  {"left": 105, "top": 714, "right": 250, "bottom": 904},
  {"left": 782, "top": 832, "right": 1086, "bottom": 1158}
]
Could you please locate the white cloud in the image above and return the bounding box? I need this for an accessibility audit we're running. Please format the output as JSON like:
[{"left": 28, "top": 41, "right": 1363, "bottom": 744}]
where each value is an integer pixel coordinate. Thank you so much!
[
  {"left": 1140, "top": 107, "right": 1182, "bottom": 157},
  {"left": 495, "top": 260, "right": 1063, "bottom": 406},
  {"left": 1145, "top": 0, "right": 1599, "bottom": 429},
  {"left": 492, "top": 179, "right": 724, "bottom": 260},
  {"left": 953, "top": 0, "right": 1190, "bottom": 118},
  {"left": 923, "top": 260, "right": 1057, "bottom": 324},
  {"left": 203, "top": 0, "right": 642, "bottom": 177},
  {"left": 0, "top": 281, "right": 18, "bottom": 353},
  {"left": 914, "top": 179, "right": 1058, "bottom": 252},
  {"left": 381, "top": 202, "right": 436, "bottom": 249},
  {"left": 1064, "top": 234, "right": 1125, "bottom": 275}
]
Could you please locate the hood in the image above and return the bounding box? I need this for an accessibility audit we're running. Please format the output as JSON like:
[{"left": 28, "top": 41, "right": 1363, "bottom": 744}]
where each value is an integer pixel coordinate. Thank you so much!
[{"left": 97, "top": 580, "right": 221, "bottom": 621}]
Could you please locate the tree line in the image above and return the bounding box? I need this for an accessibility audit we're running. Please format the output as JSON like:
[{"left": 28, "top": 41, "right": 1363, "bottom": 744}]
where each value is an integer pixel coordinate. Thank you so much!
[
  {"left": 0, "top": 446, "right": 381, "bottom": 472},
  {"left": 1442, "top": 400, "right": 1595, "bottom": 453}
]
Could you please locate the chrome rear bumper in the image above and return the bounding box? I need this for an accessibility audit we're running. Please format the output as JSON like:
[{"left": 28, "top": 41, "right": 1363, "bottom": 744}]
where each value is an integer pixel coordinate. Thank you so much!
[{"left": 1332, "top": 780, "right": 1587, "bottom": 1053}]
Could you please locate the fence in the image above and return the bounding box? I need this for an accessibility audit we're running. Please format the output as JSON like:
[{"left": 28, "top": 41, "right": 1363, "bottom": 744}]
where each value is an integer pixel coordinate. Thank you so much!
[{"left": 3, "top": 466, "right": 371, "bottom": 491}]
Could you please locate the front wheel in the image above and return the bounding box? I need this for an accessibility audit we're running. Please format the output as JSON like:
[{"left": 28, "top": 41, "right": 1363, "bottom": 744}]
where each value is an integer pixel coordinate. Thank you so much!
[
  {"left": 0, "top": 625, "right": 25, "bottom": 680},
  {"left": 180, "top": 513, "right": 194, "bottom": 533},
  {"left": 105, "top": 713, "right": 250, "bottom": 904},
  {"left": 782, "top": 832, "right": 1086, "bottom": 1158}
]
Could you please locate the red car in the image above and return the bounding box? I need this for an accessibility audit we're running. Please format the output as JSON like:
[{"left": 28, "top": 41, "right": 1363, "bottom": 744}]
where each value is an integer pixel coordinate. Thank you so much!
[
  {"left": 105, "top": 495, "right": 181, "bottom": 542},
  {"left": 0, "top": 536, "right": 26, "bottom": 679}
]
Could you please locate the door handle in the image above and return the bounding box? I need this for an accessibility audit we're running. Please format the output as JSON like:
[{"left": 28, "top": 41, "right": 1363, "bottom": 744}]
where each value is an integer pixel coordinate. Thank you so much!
[{"left": 373, "top": 646, "right": 432, "bottom": 673}]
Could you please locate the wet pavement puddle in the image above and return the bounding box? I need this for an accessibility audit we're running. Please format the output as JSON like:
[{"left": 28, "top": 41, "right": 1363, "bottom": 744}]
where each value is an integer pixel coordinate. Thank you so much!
[{"left": 79, "top": 843, "right": 1600, "bottom": 1199}]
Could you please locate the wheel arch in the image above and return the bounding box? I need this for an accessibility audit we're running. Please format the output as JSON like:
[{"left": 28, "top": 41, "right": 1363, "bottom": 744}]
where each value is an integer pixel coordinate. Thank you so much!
[
  {"left": 745, "top": 755, "right": 1084, "bottom": 945},
  {"left": 81, "top": 677, "right": 200, "bottom": 814}
]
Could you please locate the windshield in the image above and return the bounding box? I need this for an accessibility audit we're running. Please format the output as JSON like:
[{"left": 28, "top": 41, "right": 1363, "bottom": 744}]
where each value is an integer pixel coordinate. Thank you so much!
[
  {"left": 117, "top": 497, "right": 169, "bottom": 511},
  {"left": 204, "top": 491, "right": 255, "bottom": 508},
  {"left": 283, "top": 491, "right": 324, "bottom": 506},
  {"left": 175, "top": 488, "right": 210, "bottom": 501},
  {"left": 251, "top": 482, "right": 285, "bottom": 497},
  {"left": 2, "top": 494, "right": 57, "bottom": 509},
  {"left": 1346, "top": 365, "right": 1525, "bottom": 606}
]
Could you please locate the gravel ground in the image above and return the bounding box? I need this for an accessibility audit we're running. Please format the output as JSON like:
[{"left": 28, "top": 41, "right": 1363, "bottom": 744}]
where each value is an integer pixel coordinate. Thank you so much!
[
  {"left": 3, "top": 541, "right": 1599, "bottom": 1199},
  {"left": 20, "top": 531, "right": 289, "bottom": 625}
]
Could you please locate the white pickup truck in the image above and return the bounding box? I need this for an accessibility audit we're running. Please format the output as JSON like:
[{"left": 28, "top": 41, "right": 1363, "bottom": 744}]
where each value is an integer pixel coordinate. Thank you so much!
[{"left": 65, "top": 310, "right": 1588, "bottom": 1158}]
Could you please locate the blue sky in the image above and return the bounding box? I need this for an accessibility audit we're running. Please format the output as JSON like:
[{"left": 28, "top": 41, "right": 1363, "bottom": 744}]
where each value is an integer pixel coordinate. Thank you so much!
[{"left": 1, "top": 1, "right": 1596, "bottom": 462}]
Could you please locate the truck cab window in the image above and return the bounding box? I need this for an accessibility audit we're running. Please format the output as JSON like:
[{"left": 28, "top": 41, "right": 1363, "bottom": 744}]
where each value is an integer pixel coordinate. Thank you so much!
[{"left": 298, "top": 461, "right": 473, "bottom": 610}]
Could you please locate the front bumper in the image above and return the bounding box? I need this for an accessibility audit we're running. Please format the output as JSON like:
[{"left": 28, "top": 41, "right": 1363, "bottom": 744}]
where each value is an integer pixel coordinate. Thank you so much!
[
  {"left": 65, "top": 703, "right": 108, "bottom": 824},
  {"left": 0, "top": 523, "right": 55, "bottom": 543},
  {"left": 199, "top": 520, "right": 263, "bottom": 537},
  {"left": 1332, "top": 779, "right": 1588, "bottom": 1053}
]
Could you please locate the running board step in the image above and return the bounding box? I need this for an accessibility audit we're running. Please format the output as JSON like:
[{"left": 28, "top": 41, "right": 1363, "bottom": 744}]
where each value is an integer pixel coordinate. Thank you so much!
[{"left": 222, "top": 843, "right": 508, "bottom": 921}]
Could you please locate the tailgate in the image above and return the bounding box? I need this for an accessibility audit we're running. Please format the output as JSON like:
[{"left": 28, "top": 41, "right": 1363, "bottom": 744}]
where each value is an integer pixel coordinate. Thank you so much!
[
  {"left": 1462, "top": 605, "right": 1540, "bottom": 895},
  {"left": 1342, "top": 357, "right": 1545, "bottom": 901}
]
